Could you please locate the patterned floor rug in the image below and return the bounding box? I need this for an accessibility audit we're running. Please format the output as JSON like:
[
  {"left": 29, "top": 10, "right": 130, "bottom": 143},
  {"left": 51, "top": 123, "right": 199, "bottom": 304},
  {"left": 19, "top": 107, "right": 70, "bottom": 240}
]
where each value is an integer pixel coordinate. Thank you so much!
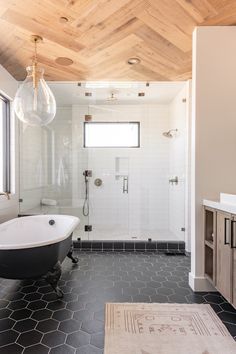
[{"left": 104, "top": 303, "right": 236, "bottom": 354}]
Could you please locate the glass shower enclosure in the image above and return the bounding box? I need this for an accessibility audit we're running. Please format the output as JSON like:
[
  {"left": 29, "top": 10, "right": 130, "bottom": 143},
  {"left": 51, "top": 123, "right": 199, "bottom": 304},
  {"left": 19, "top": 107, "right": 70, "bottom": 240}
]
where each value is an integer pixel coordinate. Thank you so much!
[{"left": 19, "top": 82, "right": 187, "bottom": 244}]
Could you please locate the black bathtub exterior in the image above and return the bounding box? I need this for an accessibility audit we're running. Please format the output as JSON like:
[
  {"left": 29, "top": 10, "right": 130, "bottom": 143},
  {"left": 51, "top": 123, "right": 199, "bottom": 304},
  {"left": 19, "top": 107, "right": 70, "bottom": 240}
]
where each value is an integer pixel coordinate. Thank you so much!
[{"left": 0, "top": 233, "right": 73, "bottom": 280}]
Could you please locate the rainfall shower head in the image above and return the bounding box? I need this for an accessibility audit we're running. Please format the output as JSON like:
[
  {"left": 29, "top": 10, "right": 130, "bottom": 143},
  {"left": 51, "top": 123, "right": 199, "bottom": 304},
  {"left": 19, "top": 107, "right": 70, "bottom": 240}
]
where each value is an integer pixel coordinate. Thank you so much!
[{"left": 163, "top": 129, "right": 178, "bottom": 138}]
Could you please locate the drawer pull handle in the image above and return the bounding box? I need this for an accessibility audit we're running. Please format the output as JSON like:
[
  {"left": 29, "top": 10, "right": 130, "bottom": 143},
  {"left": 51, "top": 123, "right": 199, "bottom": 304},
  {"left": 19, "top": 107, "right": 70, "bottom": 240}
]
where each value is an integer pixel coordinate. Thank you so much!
[
  {"left": 224, "top": 218, "right": 230, "bottom": 245},
  {"left": 231, "top": 220, "right": 236, "bottom": 249}
]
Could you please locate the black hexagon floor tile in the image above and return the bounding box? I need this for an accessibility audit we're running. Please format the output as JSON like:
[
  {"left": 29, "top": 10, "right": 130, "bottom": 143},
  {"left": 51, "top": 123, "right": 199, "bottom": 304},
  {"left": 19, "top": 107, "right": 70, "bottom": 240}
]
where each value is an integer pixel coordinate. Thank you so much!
[
  {"left": 16, "top": 329, "right": 43, "bottom": 347},
  {"left": 36, "top": 318, "right": 59, "bottom": 333},
  {"left": 31, "top": 309, "right": 53, "bottom": 321},
  {"left": 50, "top": 344, "right": 76, "bottom": 353},
  {"left": 81, "top": 319, "right": 104, "bottom": 335},
  {"left": 10, "top": 308, "right": 32, "bottom": 321},
  {"left": 27, "top": 299, "right": 47, "bottom": 311},
  {"left": 8, "top": 300, "right": 28, "bottom": 310},
  {"left": 0, "top": 343, "right": 23, "bottom": 353},
  {"left": 0, "top": 329, "right": 19, "bottom": 346},
  {"left": 0, "top": 309, "right": 13, "bottom": 320},
  {"left": 47, "top": 300, "right": 66, "bottom": 311},
  {"left": 41, "top": 330, "right": 66, "bottom": 347},
  {"left": 0, "top": 318, "right": 15, "bottom": 332},
  {"left": 0, "top": 300, "right": 9, "bottom": 309},
  {"left": 0, "top": 251, "right": 235, "bottom": 354},
  {"left": 66, "top": 330, "right": 90, "bottom": 348},
  {"left": 13, "top": 318, "right": 37, "bottom": 333},
  {"left": 76, "top": 344, "right": 103, "bottom": 353},
  {"left": 24, "top": 292, "right": 42, "bottom": 301},
  {"left": 23, "top": 343, "right": 49, "bottom": 353},
  {"left": 52, "top": 308, "right": 73, "bottom": 321},
  {"left": 90, "top": 332, "right": 104, "bottom": 349},
  {"left": 59, "top": 318, "right": 81, "bottom": 333}
]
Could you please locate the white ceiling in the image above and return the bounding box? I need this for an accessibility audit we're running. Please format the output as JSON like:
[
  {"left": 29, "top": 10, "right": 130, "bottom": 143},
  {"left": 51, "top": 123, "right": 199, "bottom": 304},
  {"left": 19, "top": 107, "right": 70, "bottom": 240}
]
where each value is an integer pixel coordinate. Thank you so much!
[{"left": 48, "top": 81, "right": 186, "bottom": 106}]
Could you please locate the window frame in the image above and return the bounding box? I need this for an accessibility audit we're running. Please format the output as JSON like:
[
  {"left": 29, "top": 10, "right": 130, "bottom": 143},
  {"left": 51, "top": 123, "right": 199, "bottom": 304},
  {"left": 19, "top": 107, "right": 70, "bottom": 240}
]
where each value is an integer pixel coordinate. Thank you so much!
[
  {"left": 0, "top": 94, "right": 11, "bottom": 193},
  {"left": 83, "top": 121, "right": 140, "bottom": 148}
]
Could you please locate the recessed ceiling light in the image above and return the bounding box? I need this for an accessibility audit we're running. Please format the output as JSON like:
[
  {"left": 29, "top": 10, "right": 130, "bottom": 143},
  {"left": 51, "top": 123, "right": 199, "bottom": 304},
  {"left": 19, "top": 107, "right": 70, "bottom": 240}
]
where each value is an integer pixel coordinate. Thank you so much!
[
  {"left": 107, "top": 92, "right": 117, "bottom": 101},
  {"left": 55, "top": 57, "right": 73, "bottom": 66},
  {"left": 127, "top": 57, "right": 141, "bottom": 65},
  {"left": 59, "top": 16, "right": 69, "bottom": 23}
]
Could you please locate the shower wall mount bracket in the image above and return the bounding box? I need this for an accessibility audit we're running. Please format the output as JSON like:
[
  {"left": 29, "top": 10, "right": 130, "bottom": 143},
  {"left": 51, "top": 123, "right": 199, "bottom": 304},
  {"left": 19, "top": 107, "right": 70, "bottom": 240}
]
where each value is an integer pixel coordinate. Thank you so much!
[
  {"left": 84, "top": 225, "right": 92, "bottom": 232},
  {"left": 83, "top": 170, "right": 92, "bottom": 177},
  {"left": 169, "top": 176, "right": 178, "bottom": 185}
]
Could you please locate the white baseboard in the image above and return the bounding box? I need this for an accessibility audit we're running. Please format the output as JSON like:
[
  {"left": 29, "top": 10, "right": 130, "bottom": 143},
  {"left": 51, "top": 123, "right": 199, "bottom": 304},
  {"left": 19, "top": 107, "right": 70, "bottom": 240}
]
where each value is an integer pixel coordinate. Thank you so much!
[{"left": 188, "top": 272, "right": 216, "bottom": 292}]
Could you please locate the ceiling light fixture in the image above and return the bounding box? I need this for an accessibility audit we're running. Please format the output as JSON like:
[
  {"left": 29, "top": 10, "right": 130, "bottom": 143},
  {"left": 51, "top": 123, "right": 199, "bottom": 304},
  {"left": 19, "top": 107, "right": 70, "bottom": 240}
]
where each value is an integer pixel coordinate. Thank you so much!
[
  {"left": 127, "top": 57, "right": 141, "bottom": 65},
  {"left": 13, "top": 35, "right": 56, "bottom": 126},
  {"left": 55, "top": 57, "right": 73, "bottom": 66}
]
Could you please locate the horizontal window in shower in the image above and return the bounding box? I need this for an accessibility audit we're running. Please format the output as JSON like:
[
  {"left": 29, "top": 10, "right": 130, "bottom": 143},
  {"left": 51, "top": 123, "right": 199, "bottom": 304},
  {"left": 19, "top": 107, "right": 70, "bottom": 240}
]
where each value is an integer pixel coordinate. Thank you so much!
[{"left": 83, "top": 122, "right": 140, "bottom": 148}]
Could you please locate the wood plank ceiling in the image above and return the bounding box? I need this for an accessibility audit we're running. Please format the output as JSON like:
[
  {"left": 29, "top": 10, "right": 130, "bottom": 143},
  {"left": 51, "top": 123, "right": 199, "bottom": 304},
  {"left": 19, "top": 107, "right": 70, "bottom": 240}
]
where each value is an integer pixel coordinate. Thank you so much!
[{"left": 0, "top": 0, "right": 236, "bottom": 81}]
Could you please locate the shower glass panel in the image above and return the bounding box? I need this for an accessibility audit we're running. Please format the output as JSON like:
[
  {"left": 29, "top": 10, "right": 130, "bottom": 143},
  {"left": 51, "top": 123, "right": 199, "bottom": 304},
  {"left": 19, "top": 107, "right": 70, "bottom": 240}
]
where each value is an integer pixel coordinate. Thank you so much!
[
  {"left": 19, "top": 106, "right": 89, "bottom": 240},
  {"left": 73, "top": 105, "right": 130, "bottom": 240},
  {"left": 87, "top": 150, "right": 130, "bottom": 240}
]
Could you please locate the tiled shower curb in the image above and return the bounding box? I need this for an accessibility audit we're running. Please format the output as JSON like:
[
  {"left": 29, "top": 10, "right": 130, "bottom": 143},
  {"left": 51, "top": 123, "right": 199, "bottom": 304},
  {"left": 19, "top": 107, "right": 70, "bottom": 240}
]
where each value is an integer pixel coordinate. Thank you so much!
[{"left": 73, "top": 240, "right": 185, "bottom": 253}]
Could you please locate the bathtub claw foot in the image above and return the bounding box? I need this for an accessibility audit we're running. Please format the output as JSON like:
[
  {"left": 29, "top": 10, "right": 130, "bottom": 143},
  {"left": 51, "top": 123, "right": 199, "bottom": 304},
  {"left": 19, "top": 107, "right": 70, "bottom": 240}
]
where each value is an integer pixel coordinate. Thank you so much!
[
  {"left": 55, "top": 287, "right": 63, "bottom": 299},
  {"left": 43, "top": 262, "right": 63, "bottom": 298},
  {"left": 67, "top": 246, "right": 79, "bottom": 264},
  {"left": 72, "top": 256, "right": 79, "bottom": 264}
]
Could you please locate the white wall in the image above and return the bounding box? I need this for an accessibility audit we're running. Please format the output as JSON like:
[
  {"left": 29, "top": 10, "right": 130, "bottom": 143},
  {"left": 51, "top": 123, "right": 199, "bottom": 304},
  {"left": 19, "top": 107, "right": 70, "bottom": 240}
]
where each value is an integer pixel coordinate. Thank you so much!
[
  {"left": 0, "top": 65, "right": 18, "bottom": 222},
  {"left": 190, "top": 26, "right": 236, "bottom": 291},
  {"left": 168, "top": 85, "right": 187, "bottom": 242}
]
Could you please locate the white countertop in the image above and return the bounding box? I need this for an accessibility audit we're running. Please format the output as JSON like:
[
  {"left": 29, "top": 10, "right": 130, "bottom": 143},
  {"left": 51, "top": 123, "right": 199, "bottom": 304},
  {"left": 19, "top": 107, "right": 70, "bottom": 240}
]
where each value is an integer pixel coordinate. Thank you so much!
[{"left": 203, "top": 199, "right": 236, "bottom": 214}]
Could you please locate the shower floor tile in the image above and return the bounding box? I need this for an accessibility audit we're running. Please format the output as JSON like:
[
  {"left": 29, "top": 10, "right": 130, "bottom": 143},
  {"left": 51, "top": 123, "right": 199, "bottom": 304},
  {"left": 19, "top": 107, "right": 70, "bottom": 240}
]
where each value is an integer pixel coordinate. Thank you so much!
[{"left": 0, "top": 252, "right": 235, "bottom": 353}]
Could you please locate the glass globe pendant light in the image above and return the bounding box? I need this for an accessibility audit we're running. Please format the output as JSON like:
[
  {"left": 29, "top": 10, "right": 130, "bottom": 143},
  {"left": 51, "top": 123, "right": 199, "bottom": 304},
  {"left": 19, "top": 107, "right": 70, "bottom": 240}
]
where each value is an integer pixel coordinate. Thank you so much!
[{"left": 14, "top": 35, "right": 56, "bottom": 126}]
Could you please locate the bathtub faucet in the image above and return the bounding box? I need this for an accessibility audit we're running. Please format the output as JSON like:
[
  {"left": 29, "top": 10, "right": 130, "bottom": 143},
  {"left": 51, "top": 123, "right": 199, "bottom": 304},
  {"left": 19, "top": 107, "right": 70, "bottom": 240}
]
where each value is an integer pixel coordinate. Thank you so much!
[{"left": 0, "top": 192, "right": 10, "bottom": 200}]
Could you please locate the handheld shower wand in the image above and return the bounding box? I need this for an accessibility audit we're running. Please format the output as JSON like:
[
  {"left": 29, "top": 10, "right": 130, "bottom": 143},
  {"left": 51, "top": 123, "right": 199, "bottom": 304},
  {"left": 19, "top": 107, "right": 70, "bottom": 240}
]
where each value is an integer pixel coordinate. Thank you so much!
[{"left": 82, "top": 170, "right": 92, "bottom": 217}]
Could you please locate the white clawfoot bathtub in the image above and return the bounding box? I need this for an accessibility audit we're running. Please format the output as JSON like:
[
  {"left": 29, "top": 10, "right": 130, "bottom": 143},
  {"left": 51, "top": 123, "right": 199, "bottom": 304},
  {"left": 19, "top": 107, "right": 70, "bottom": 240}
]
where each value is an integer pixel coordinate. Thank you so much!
[{"left": 0, "top": 215, "right": 80, "bottom": 297}]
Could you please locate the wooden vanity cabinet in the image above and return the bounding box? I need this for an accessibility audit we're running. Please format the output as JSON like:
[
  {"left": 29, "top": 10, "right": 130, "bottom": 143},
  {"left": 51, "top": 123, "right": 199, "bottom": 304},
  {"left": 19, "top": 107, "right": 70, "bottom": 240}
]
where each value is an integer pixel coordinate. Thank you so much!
[
  {"left": 232, "top": 215, "right": 236, "bottom": 308},
  {"left": 204, "top": 207, "right": 236, "bottom": 308},
  {"left": 216, "top": 211, "right": 233, "bottom": 303},
  {"left": 204, "top": 207, "right": 216, "bottom": 285}
]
